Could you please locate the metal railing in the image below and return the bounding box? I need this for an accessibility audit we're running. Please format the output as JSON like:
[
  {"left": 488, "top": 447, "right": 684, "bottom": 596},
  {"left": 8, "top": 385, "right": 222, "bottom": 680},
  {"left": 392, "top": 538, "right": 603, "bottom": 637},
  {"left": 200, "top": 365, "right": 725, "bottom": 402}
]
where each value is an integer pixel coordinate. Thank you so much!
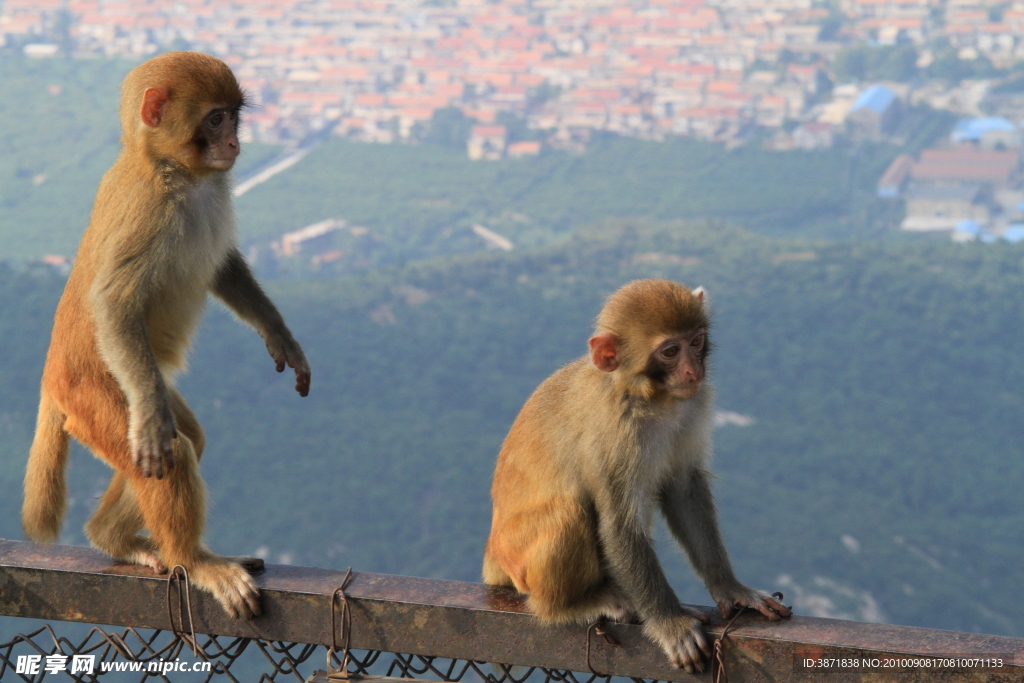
[{"left": 1, "top": 539, "right": 1022, "bottom": 682}]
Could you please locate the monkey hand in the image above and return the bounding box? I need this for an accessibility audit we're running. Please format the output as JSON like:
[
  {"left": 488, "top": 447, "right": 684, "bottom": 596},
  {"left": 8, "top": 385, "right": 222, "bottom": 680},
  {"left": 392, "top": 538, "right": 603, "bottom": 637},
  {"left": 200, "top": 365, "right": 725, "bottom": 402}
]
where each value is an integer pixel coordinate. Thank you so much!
[
  {"left": 129, "top": 399, "right": 177, "bottom": 479},
  {"left": 711, "top": 583, "right": 792, "bottom": 621},
  {"left": 264, "top": 330, "right": 311, "bottom": 397},
  {"left": 643, "top": 613, "right": 710, "bottom": 674}
]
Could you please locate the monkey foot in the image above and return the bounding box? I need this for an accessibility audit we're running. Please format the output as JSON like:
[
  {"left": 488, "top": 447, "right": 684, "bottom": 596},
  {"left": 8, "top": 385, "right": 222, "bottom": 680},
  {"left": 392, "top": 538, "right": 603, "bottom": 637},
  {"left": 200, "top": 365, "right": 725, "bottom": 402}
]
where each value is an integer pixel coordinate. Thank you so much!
[
  {"left": 644, "top": 614, "right": 710, "bottom": 674},
  {"left": 190, "top": 560, "right": 262, "bottom": 620},
  {"left": 124, "top": 549, "right": 167, "bottom": 574}
]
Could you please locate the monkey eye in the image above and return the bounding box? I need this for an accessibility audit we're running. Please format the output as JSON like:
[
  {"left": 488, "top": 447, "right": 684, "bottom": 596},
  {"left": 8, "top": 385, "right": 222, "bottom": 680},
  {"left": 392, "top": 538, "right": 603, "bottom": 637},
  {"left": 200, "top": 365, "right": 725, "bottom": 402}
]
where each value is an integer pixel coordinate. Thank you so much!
[
  {"left": 661, "top": 344, "right": 680, "bottom": 359},
  {"left": 691, "top": 334, "right": 704, "bottom": 348},
  {"left": 209, "top": 112, "right": 225, "bottom": 127}
]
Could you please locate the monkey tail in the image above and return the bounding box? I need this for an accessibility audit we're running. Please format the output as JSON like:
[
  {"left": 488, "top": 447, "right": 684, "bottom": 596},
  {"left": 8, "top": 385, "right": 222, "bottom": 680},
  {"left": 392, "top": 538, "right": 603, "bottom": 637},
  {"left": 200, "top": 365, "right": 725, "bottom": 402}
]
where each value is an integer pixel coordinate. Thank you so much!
[{"left": 22, "top": 391, "right": 71, "bottom": 543}]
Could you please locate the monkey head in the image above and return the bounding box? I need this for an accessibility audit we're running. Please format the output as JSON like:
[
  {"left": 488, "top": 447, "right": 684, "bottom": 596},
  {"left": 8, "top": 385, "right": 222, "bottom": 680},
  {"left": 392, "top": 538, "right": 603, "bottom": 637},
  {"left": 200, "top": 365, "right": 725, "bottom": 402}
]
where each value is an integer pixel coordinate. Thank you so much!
[
  {"left": 120, "top": 51, "right": 245, "bottom": 176},
  {"left": 589, "top": 279, "right": 710, "bottom": 401}
]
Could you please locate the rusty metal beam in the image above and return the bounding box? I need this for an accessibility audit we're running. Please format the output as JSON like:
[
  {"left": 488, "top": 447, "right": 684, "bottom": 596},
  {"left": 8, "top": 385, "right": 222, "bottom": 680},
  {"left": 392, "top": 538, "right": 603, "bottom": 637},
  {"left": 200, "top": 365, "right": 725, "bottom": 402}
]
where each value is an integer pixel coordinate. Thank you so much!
[{"left": 1, "top": 539, "right": 1022, "bottom": 682}]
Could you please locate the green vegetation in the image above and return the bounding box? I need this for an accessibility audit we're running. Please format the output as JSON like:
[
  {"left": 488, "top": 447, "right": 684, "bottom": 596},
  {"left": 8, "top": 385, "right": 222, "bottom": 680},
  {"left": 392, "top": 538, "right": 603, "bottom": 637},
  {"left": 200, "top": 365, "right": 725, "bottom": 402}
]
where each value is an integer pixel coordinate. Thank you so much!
[
  {"left": 2, "top": 221, "right": 1024, "bottom": 638},
  {"left": 421, "top": 106, "right": 477, "bottom": 148},
  {"left": 0, "top": 55, "right": 125, "bottom": 258},
  {"left": 834, "top": 44, "right": 919, "bottom": 83},
  {"left": 832, "top": 39, "right": 1006, "bottom": 86},
  {"left": 926, "top": 38, "right": 1001, "bottom": 82},
  {"left": 235, "top": 134, "right": 905, "bottom": 270}
]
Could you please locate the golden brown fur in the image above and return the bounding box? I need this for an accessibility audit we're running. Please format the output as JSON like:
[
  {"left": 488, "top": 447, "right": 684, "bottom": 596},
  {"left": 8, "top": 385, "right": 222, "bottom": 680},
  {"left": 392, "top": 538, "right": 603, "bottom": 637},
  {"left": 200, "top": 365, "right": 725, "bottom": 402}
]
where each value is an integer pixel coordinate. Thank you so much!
[
  {"left": 484, "top": 279, "right": 789, "bottom": 673},
  {"left": 22, "top": 52, "right": 311, "bottom": 620}
]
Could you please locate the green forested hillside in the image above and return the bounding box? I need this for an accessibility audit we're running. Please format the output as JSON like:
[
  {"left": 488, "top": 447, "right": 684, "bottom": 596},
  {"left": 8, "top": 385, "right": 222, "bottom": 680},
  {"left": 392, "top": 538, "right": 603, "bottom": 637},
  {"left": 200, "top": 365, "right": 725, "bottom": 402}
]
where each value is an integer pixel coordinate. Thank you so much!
[
  {"left": 234, "top": 134, "right": 895, "bottom": 259},
  {"left": 1, "top": 221, "right": 1023, "bottom": 639},
  {"left": 0, "top": 56, "right": 123, "bottom": 258}
]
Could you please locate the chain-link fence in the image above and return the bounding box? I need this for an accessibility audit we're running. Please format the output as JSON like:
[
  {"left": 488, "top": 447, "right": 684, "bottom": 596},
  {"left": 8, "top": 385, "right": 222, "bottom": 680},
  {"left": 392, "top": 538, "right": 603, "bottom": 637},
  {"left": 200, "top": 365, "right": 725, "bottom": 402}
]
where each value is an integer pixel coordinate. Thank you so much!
[{"left": 1, "top": 624, "right": 636, "bottom": 683}]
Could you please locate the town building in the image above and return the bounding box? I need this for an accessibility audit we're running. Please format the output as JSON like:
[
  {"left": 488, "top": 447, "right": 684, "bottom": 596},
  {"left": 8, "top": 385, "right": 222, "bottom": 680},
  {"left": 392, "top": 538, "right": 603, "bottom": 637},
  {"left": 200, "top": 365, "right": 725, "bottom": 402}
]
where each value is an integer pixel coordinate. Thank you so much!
[
  {"left": 847, "top": 84, "right": 900, "bottom": 141},
  {"left": 901, "top": 184, "right": 990, "bottom": 232},
  {"left": 950, "top": 117, "right": 1021, "bottom": 150}
]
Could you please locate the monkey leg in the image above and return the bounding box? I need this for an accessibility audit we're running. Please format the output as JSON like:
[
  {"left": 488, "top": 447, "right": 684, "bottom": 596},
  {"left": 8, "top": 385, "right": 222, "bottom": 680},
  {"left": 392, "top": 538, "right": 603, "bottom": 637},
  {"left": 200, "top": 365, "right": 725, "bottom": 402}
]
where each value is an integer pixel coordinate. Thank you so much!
[
  {"left": 85, "top": 472, "right": 166, "bottom": 573},
  {"left": 544, "top": 581, "right": 637, "bottom": 625},
  {"left": 165, "top": 390, "right": 263, "bottom": 574},
  {"left": 129, "top": 434, "right": 261, "bottom": 619},
  {"left": 59, "top": 373, "right": 170, "bottom": 573},
  {"left": 500, "top": 499, "right": 631, "bottom": 624},
  {"left": 68, "top": 382, "right": 259, "bottom": 612},
  {"left": 58, "top": 374, "right": 157, "bottom": 568}
]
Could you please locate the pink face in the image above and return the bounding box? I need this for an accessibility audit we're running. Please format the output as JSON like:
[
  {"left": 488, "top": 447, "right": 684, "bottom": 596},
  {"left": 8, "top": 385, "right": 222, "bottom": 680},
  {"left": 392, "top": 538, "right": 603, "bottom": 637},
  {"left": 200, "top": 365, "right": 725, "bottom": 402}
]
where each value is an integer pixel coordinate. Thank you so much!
[
  {"left": 197, "top": 106, "right": 241, "bottom": 171},
  {"left": 649, "top": 328, "right": 707, "bottom": 399},
  {"left": 139, "top": 87, "right": 242, "bottom": 173}
]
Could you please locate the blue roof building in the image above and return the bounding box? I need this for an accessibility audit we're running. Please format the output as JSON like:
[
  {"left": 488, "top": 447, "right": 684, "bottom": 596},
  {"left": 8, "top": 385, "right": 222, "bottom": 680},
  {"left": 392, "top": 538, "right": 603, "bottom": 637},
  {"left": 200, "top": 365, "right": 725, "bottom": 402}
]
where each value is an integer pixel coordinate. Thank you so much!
[
  {"left": 850, "top": 85, "right": 896, "bottom": 114},
  {"left": 848, "top": 85, "right": 900, "bottom": 141},
  {"left": 950, "top": 117, "right": 1016, "bottom": 144}
]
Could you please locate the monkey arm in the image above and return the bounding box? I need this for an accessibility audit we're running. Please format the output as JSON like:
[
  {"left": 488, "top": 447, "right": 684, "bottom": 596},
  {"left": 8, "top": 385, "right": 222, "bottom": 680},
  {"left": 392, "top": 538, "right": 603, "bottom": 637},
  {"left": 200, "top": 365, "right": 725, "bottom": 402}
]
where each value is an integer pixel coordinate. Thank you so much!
[
  {"left": 660, "top": 470, "right": 790, "bottom": 620},
  {"left": 212, "top": 249, "right": 311, "bottom": 396},
  {"left": 90, "top": 263, "right": 176, "bottom": 479},
  {"left": 596, "top": 489, "right": 712, "bottom": 670},
  {"left": 210, "top": 249, "right": 286, "bottom": 332},
  {"left": 660, "top": 469, "right": 740, "bottom": 592},
  {"left": 595, "top": 492, "right": 687, "bottom": 621}
]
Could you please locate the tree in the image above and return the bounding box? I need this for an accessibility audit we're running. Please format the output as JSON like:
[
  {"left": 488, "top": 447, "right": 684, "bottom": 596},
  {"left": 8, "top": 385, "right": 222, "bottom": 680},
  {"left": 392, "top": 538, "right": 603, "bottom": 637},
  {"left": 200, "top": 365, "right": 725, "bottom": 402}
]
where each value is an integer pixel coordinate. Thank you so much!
[
  {"left": 834, "top": 44, "right": 918, "bottom": 83},
  {"left": 423, "top": 107, "right": 475, "bottom": 148},
  {"left": 926, "top": 39, "right": 1000, "bottom": 81}
]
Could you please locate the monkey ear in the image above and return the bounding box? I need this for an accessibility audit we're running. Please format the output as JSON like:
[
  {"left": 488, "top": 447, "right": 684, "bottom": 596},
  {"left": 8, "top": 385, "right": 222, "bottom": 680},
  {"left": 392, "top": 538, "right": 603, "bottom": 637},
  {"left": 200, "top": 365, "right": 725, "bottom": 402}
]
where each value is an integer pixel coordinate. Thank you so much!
[
  {"left": 589, "top": 334, "right": 620, "bottom": 373},
  {"left": 141, "top": 88, "right": 169, "bottom": 127},
  {"left": 692, "top": 286, "right": 706, "bottom": 303}
]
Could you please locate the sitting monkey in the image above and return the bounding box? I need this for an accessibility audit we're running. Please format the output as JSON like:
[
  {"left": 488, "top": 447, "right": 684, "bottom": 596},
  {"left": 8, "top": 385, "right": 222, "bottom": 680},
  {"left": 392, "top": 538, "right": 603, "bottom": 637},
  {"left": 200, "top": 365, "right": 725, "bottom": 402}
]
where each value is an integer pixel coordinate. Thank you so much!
[{"left": 483, "top": 279, "right": 789, "bottom": 672}]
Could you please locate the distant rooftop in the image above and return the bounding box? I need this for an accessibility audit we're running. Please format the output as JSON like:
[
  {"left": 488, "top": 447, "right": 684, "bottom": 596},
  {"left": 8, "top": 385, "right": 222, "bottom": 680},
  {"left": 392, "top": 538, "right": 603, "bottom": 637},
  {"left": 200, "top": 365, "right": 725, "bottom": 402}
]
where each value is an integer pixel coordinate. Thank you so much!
[
  {"left": 951, "top": 117, "right": 1017, "bottom": 143},
  {"left": 919, "top": 148, "right": 1020, "bottom": 166},
  {"left": 850, "top": 84, "right": 895, "bottom": 114},
  {"left": 911, "top": 148, "right": 1020, "bottom": 183}
]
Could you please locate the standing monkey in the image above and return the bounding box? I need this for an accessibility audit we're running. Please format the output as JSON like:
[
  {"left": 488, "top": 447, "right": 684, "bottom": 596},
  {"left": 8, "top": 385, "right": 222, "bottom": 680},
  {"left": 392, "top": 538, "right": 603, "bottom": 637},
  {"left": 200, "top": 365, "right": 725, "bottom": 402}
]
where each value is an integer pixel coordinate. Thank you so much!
[
  {"left": 483, "top": 279, "right": 789, "bottom": 672},
  {"left": 22, "top": 52, "right": 311, "bottom": 619}
]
